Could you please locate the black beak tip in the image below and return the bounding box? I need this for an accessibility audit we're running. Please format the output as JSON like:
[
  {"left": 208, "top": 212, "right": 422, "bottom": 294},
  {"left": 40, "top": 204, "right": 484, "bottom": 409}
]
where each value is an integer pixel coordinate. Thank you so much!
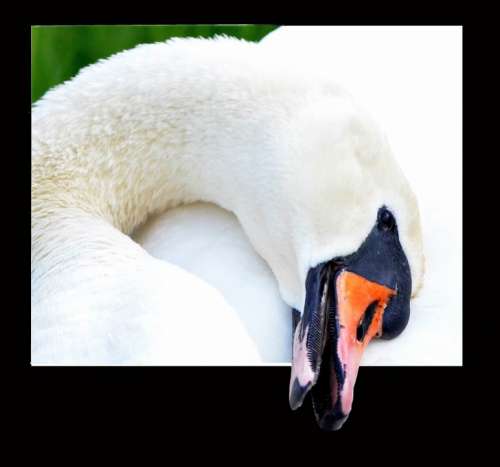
[
  {"left": 317, "top": 413, "right": 349, "bottom": 431},
  {"left": 289, "top": 378, "right": 311, "bottom": 410}
]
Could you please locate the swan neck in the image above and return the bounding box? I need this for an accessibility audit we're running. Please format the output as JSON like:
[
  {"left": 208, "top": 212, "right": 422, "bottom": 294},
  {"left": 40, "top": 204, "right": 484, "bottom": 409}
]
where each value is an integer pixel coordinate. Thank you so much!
[{"left": 31, "top": 40, "right": 296, "bottom": 237}]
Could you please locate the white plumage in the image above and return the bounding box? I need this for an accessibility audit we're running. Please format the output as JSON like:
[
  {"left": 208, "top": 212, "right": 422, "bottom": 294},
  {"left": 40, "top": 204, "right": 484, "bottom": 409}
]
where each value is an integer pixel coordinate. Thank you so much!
[
  {"left": 31, "top": 31, "right": 429, "bottom": 365},
  {"left": 134, "top": 27, "right": 462, "bottom": 366}
]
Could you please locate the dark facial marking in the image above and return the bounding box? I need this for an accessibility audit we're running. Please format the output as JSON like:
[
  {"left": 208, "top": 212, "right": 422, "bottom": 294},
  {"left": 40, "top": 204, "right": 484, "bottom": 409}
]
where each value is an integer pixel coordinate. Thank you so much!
[
  {"left": 378, "top": 206, "right": 396, "bottom": 232},
  {"left": 344, "top": 206, "right": 412, "bottom": 339}
]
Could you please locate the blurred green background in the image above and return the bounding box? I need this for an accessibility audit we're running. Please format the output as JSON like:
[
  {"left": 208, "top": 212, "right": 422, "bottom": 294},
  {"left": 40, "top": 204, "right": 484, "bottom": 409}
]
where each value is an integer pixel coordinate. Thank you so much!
[{"left": 31, "top": 25, "right": 278, "bottom": 103}]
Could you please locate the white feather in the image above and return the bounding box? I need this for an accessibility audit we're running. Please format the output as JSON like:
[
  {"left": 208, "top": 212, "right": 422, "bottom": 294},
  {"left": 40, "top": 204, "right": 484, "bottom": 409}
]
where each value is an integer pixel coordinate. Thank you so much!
[{"left": 32, "top": 32, "right": 433, "bottom": 365}]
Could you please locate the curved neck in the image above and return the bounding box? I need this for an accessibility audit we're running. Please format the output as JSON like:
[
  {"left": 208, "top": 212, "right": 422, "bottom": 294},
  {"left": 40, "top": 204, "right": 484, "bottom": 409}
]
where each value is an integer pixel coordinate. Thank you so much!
[
  {"left": 32, "top": 39, "right": 302, "bottom": 233},
  {"left": 32, "top": 38, "right": 315, "bottom": 308}
]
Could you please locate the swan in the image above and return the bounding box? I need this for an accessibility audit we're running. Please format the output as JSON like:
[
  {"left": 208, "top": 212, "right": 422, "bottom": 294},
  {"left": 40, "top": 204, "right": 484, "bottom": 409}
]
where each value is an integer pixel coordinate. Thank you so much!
[
  {"left": 31, "top": 35, "right": 425, "bottom": 430},
  {"left": 133, "top": 26, "right": 461, "bottom": 368}
]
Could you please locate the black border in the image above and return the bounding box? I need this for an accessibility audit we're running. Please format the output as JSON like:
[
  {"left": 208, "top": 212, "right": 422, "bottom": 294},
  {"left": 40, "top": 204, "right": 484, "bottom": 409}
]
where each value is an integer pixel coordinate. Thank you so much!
[{"left": 22, "top": 18, "right": 467, "bottom": 439}]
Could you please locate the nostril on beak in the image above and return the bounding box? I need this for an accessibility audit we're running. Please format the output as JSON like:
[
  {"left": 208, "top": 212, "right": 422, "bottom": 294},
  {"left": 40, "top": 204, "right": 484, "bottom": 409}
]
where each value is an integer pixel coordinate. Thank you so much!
[
  {"left": 356, "top": 320, "right": 365, "bottom": 341},
  {"left": 356, "top": 300, "right": 379, "bottom": 342}
]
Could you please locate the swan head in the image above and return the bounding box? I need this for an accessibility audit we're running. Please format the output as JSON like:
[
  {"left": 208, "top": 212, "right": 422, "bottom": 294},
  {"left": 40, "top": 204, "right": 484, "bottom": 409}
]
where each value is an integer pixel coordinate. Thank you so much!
[{"left": 238, "top": 93, "right": 424, "bottom": 430}]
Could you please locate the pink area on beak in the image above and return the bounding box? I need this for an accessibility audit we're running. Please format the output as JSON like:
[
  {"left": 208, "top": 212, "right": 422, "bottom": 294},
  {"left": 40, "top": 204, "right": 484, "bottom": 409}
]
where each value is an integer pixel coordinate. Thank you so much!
[
  {"left": 289, "top": 324, "right": 315, "bottom": 397},
  {"left": 335, "top": 270, "right": 396, "bottom": 415}
]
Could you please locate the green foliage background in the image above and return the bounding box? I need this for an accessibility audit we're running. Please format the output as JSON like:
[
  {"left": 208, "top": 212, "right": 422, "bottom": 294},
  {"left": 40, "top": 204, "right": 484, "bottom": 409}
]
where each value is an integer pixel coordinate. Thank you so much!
[{"left": 31, "top": 25, "right": 278, "bottom": 104}]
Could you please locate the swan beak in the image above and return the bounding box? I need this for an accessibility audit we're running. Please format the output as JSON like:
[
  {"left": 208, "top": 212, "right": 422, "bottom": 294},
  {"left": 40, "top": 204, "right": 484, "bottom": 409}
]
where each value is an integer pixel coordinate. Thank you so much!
[
  {"left": 314, "top": 270, "right": 396, "bottom": 430},
  {"left": 290, "top": 268, "right": 396, "bottom": 430},
  {"left": 289, "top": 207, "right": 412, "bottom": 430}
]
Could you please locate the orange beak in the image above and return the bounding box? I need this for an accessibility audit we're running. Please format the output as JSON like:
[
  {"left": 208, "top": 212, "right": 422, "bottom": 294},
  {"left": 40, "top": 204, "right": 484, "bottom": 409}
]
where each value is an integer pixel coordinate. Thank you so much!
[{"left": 334, "top": 270, "right": 396, "bottom": 415}]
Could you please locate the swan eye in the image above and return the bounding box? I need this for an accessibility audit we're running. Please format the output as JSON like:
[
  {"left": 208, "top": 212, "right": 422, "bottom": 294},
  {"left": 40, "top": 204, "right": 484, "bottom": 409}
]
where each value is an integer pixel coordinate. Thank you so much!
[{"left": 378, "top": 207, "right": 395, "bottom": 232}]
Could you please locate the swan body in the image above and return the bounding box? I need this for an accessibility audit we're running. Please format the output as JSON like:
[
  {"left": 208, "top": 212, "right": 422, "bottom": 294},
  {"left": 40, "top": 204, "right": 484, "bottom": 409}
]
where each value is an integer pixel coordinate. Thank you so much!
[
  {"left": 32, "top": 36, "right": 423, "bottom": 361},
  {"left": 133, "top": 202, "right": 291, "bottom": 363},
  {"left": 32, "top": 33, "right": 426, "bottom": 426}
]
